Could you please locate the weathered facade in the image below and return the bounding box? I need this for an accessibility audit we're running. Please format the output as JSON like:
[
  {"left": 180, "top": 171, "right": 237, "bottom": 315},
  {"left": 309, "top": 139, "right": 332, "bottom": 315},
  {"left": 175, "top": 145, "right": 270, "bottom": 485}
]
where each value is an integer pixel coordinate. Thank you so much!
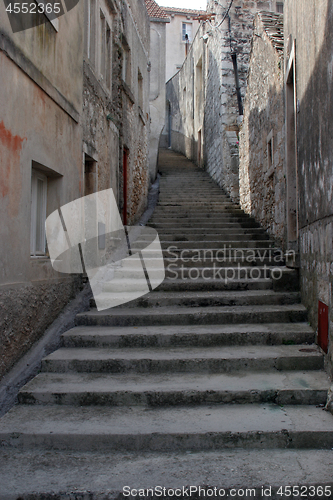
[
  {"left": 239, "top": 12, "right": 286, "bottom": 248},
  {"left": 0, "top": 4, "right": 84, "bottom": 379},
  {"left": 163, "top": 7, "right": 204, "bottom": 83},
  {"left": 83, "top": 0, "right": 151, "bottom": 225},
  {"left": 283, "top": 0, "right": 333, "bottom": 377},
  {"left": 0, "top": 0, "right": 151, "bottom": 379},
  {"left": 145, "top": 0, "right": 169, "bottom": 181},
  {"left": 166, "top": 0, "right": 284, "bottom": 203},
  {"left": 238, "top": 0, "right": 333, "bottom": 377},
  {"left": 164, "top": 24, "right": 206, "bottom": 166}
]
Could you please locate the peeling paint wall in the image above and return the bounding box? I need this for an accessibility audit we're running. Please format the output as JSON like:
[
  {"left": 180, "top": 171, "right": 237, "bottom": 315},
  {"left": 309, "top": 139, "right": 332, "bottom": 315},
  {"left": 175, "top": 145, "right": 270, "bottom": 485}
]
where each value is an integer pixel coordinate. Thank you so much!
[{"left": 0, "top": 4, "right": 84, "bottom": 377}]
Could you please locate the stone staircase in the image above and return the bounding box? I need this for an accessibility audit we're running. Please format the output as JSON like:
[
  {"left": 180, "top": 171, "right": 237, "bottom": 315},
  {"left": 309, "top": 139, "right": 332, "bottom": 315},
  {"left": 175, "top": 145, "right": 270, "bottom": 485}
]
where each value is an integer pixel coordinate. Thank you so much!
[{"left": 0, "top": 149, "right": 333, "bottom": 497}]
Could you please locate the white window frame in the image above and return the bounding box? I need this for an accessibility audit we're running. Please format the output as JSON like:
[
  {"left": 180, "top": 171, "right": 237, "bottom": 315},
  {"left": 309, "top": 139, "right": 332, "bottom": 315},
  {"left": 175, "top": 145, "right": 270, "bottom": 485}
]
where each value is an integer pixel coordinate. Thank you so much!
[
  {"left": 31, "top": 170, "right": 47, "bottom": 256},
  {"left": 182, "top": 22, "right": 192, "bottom": 42}
]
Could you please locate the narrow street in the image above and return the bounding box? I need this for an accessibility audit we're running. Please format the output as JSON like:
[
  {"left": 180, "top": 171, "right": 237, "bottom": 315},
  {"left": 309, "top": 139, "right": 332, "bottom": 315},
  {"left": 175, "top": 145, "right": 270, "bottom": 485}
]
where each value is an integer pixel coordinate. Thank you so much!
[{"left": 0, "top": 150, "right": 332, "bottom": 495}]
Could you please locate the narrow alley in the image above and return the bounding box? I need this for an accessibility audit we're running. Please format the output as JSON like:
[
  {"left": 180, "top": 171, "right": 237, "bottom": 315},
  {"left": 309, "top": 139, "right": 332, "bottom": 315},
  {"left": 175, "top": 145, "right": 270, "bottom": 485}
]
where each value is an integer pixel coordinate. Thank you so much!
[{"left": 0, "top": 150, "right": 332, "bottom": 495}]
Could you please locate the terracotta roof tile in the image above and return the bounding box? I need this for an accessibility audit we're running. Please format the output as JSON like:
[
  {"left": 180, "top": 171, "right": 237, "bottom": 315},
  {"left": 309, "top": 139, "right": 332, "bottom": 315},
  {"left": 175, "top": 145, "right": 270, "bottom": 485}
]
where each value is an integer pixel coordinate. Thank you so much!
[
  {"left": 145, "top": 0, "right": 170, "bottom": 20},
  {"left": 161, "top": 6, "right": 206, "bottom": 16}
]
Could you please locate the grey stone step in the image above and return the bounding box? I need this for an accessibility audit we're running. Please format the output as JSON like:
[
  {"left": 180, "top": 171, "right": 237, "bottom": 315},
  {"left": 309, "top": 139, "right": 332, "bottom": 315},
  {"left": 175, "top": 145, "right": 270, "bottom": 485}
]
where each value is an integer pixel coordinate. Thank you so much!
[
  {"left": 91, "top": 290, "right": 301, "bottom": 309},
  {"left": 75, "top": 304, "right": 308, "bottom": 328},
  {"left": 157, "top": 228, "right": 267, "bottom": 235},
  {"left": 40, "top": 344, "right": 323, "bottom": 374},
  {"left": 163, "top": 255, "right": 285, "bottom": 267},
  {"left": 102, "top": 265, "right": 278, "bottom": 282},
  {"left": 1, "top": 448, "right": 333, "bottom": 498},
  {"left": 18, "top": 370, "right": 329, "bottom": 407},
  {"left": 151, "top": 222, "right": 262, "bottom": 229},
  {"left": 163, "top": 266, "right": 284, "bottom": 280},
  {"left": 1, "top": 404, "right": 333, "bottom": 451},
  {"left": 150, "top": 221, "right": 261, "bottom": 228},
  {"left": 160, "top": 240, "right": 273, "bottom": 249},
  {"left": 62, "top": 323, "right": 315, "bottom": 348},
  {"left": 103, "top": 277, "right": 273, "bottom": 293},
  {"left": 162, "top": 247, "right": 282, "bottom": 258},
  {"left": 158, "top": 233, "right": 269, "bottom": 241}
]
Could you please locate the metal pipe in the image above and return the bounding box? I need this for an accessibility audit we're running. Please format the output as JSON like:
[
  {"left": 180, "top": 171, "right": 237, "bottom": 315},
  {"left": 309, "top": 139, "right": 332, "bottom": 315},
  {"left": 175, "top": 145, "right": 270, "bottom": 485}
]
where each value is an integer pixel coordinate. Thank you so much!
[{"left": 231, "top": 52, "right": 243, "bottom": 116}]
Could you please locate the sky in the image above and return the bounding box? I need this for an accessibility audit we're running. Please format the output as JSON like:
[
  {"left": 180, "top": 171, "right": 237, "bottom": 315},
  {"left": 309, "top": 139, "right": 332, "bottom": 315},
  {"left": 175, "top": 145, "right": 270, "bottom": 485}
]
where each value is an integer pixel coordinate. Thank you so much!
[{"left": 159, "top": 0, "right": 208, "bottom": 11}]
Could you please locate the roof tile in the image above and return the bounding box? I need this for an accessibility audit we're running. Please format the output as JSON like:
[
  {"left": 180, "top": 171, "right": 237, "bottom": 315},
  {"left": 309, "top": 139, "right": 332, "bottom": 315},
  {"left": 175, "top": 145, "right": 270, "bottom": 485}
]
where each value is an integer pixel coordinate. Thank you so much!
[{"left": 145, "top": 0, "right": 170, "bottom": 20}]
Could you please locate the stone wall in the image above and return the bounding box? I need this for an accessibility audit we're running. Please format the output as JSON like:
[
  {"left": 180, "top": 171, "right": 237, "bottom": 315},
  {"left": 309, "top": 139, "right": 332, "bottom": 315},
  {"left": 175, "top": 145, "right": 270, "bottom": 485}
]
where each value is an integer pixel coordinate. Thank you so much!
[
  {"left": 239, "top": 12, "right": 286, "bottom": 248},
  {"left": 83, "top": 0, "right": 150, "bottom": 225},
  {"left": 165, "top": 0, "right": 280, "bottom": 202}
]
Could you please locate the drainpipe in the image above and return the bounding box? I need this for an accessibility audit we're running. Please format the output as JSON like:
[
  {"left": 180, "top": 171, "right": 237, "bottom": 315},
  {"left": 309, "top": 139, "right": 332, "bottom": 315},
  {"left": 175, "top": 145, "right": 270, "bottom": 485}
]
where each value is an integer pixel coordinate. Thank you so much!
[
  {"left": 231, "top": 52, "right": 243, "bottom": 116},
  {"left": 185, "top": 34, "right": 189, "bottom": 57}
]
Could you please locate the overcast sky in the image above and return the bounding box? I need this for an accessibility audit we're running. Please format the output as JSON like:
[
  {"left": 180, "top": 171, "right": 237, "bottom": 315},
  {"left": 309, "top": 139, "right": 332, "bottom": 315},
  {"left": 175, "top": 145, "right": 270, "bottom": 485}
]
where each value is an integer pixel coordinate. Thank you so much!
[{"left": 160, "top": 0, "right": 207, "bottom": 11}]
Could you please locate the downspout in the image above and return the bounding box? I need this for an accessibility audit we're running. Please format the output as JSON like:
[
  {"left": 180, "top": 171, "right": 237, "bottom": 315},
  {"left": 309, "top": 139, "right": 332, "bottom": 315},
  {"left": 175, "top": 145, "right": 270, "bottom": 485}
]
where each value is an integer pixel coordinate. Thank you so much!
[{"left": 231, "top": 52, "right": 243, "bottom": 116}]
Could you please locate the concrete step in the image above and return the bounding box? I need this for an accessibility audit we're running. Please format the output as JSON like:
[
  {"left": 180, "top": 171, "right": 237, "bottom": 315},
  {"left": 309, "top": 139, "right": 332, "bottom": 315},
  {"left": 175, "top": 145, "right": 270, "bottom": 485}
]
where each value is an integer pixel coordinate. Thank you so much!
[
  {"left": 18, "top": 370, "right": 329, "bottom": 407},
  {"left": 40, "top": 344, "right": 323, "bottom": 374},
  {"left": 161, "top": 247, "right": 283, "bottom": 259},
  {"left": 99, "top": 277, "right": 274, "bottom": 293},
  {"left": 163, "top": 266, "right": 284, "bottom": 280},
  {"left": 1, "top": 404, "right": 333, "bottom": 452},
  {"left": 91, "top": 290, "right": 301, "bottom": 309},
  {"left": 101, "top": 265, "right": 278, "bottom": 282},
  {"left": 151, "top": 223, "right": 263, "bottom": 230},
  {"left": 150, "top": 221, "right": 261, "bottom": 228},
  {"left": 75, "top": 304, "right": 309, "bottom": 327},
  {"left": 1, "top": 448, "right": 333, "bottom": 498},
  {"left": 157, "top": 233, "right": 269, "bottom": 241},
  {"left": 163, "top": 255, "right": 285, "bottom": 267},
  {"left": 62, "top": 323, "right": 315, "bottom": 348},
  {"left": 160, "top": 240, "right": 273, "bottom": 249}
]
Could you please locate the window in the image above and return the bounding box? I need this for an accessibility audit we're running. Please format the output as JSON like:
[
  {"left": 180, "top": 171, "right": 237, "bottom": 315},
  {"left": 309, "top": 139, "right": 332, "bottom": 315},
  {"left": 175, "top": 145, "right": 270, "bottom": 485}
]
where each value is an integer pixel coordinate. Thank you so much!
[
  {"left": 122, "top": 43, "right": 131, "bottom": 86},
  {"left": 100, "top": 10, "right": 106, "bottom": 80},
  {"left": 267, "top": 132, "right": 273, "bottom": 172},
  {"left": 84, "top": 154, "right": 97, "bottom": 196},
  {"left": 276, "top": 2, "right": 283, "bottom": 13},
  {"left": 106, "top": 23, "right": 111, "bottom": 89},
  {"left": 31, "top": 169, "right": 47, "bottom": 256},
  {"left": 138, "top": 69, "right": 143, "bottom": 109},
  {"left": 182, "top": 22, "right": 192, "bottom": 42},
  {"left": 87, "top": 0, "right": 96, "bottom": 66}
]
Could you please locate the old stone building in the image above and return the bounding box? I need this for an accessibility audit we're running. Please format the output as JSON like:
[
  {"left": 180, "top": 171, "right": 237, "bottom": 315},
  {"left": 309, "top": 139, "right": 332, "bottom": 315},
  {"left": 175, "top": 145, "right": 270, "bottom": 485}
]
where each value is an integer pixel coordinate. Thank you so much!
[
  {"left": 239, "top": 0, "right": 332, "bottom": 377},
  {"left": 239, "top": 12, "right": 285, "bottom": 247},
  {"left": 283, "top": 0, "right": 333, "bottom": 376},
  {"left": 166, "top": 0, "right": 284, "bottom": 202},
  {"left": 145, "top": 0, "right": 169, "bottom": 181},
  {"left": 0, "top": 0, "right": 151, "bottom": 379},
  {"left": 0, "top": 3, "right": 85, "bottom": 379},
  {"left": 163, "top": 19, "right": 206, "bottom": 164},
  {"left": 162, "top": 6, "right": 204, "bottom": 83}
]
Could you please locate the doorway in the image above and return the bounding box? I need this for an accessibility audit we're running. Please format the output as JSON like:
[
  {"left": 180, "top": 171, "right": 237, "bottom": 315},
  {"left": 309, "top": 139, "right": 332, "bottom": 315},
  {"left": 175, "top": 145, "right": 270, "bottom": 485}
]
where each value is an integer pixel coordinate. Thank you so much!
[
  {"left": 122, "top": 147, "right": 128, "bottom": 225},
  {"left": 285, "top": 40, "right": 298, "bottom": 254}
]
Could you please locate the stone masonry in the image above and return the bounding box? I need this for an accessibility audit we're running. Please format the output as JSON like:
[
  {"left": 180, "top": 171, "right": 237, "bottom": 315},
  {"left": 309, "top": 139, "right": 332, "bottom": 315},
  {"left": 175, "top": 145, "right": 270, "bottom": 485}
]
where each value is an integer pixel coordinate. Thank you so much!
[{"left": 239, "top": 12, "right": 286, "bottom": 249}]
